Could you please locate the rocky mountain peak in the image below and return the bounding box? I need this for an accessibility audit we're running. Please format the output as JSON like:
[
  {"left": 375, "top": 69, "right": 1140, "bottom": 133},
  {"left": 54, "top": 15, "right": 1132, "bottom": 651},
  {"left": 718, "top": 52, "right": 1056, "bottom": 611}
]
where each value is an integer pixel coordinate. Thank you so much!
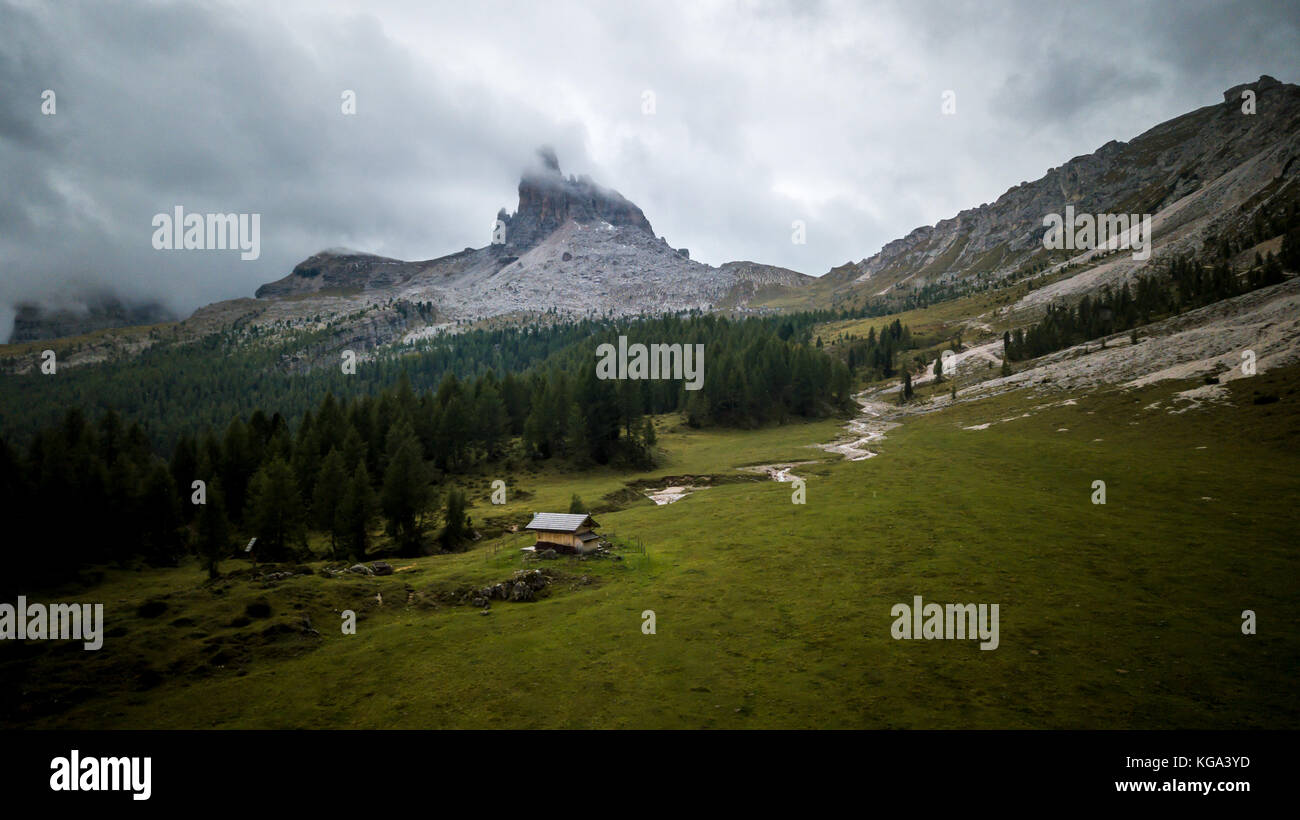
[
  {"left": 496, "top": 147, "right": 655, "bottom": 254},
  {"left": 1223, "top": 74, "right": 1282, "bottom": 104}
]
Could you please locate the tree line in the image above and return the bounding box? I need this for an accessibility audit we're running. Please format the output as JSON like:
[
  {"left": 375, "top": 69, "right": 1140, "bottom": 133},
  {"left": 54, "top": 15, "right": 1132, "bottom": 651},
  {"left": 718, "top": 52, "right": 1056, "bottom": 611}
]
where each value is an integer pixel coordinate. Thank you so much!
[
  {"left": 837, "top": 318, "right": 921, "bottom": 382},
  {"left": 1004, "top": 250, "right": 1290, "bottom": 362},
  {"left": 0, "top": 311, "right": 856, "bottom": 592},
  {"left": 0, "top": 307, "right": 868, "bottom": 452}
]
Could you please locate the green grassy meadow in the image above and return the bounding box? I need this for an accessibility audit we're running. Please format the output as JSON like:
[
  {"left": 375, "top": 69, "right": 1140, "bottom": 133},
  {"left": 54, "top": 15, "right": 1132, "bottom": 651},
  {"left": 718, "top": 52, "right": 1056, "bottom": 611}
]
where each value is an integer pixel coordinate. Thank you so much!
[{"left": 4, "top": 365, "right": 1297, "bottom": 729}]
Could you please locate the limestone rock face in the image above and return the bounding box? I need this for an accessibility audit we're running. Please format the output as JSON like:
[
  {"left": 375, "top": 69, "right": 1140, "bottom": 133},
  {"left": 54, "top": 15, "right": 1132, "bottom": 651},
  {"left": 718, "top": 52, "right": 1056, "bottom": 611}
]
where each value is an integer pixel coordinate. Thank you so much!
[
  {"left": 497, "top": 147, "right": 655, "bottom": 255},
  {"left": 842, "top": 77, "right": 1300, "bottom": 299},
  {"left": 1224, "top": 74, "right": 1281, "bottom": 104},
  {"left": 254, "top": 249, "right": 427, "bottom": 298},
  {"left": 241, "top": 148, "right": 811, "bottom": 349}
]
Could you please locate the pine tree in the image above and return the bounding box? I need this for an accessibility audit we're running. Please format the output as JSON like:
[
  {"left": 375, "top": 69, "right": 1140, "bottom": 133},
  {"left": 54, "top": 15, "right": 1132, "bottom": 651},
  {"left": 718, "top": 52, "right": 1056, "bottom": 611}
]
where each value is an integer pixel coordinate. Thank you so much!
[
  {"left": 473, "top": 382, "right": 509, "bottom": 460},
  {"left": 338, "top": 464, "right": 378, "bottom": 560},
  {"left": 1282, "top": 226, "right": 1300, "bottom": 272},
  {"left": 244, "top": 457, "right": 305, "bottom": 562},
  {"left": 685, "top": 390, "right": 708, "bottom": 429},
  {"left": 382, "top": 437, "right": 431, "bottom": 556},
  {"left": 221, "top": 418, "right": 257, "bottom": 524},
  {"left": 501, "top": 372, "right": 530, "bottom": 435},
  {"left": 341, "top": 426, "right": 366, "bottom": 472},
  {"left": 577, "top": 367, "right": 620, "bottom": 463},
  {"left": 439, "top": 487, "right": 471, "bottom": 551},
  {"left": 830, "top": 359, "right": 852, "bottom": 411},
  {"left": 139, "top": 461, "right": 182, "bottom": 565},
  {"left": 435, "top": 393, "right": 471, "bottom": 470},
  {"left": 170, "top": 434, "right": 199, "bottom": 522},
  {"left": 564, "top": 401, "right": 590, "bottom": 463},
  {"left": 313, "top": 448, "right": 348, "bottom": 558},
  {"left": 104, "top": 454, "right": 142, "bottom": 564},
  {"left": 196, "top": 479, "right": 231, "bottom": 579},
  {"left": 291, "top": 417, "right": 321, "bottom": 498}
]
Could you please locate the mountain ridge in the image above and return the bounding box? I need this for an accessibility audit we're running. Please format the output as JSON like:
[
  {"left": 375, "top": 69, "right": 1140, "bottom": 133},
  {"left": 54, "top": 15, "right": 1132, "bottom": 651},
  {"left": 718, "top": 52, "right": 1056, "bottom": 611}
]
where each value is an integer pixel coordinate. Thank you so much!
[
  {"left": 832, "top": 75, "right": 1299, "bottom": 307},
  {"left": 245, "top": 149, "right": 812, "bottom": 341},
  {"left": 5, "top": 76, "right": 1296, "bottom": 352}
]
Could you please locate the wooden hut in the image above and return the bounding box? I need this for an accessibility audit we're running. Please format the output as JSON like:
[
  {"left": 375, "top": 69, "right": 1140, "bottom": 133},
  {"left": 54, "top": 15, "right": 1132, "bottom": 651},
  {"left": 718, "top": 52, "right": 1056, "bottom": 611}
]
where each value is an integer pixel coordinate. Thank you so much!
[{"left": 524, "top": 512, "right": 601, "bottom": 554}]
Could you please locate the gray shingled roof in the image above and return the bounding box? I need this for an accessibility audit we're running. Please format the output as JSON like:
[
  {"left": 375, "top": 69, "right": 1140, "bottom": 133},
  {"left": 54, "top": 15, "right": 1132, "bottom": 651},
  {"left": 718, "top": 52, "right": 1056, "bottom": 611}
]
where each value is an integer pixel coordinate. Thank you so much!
[{"left": 524, "top": 512, "right": 598, "bottom": 532}]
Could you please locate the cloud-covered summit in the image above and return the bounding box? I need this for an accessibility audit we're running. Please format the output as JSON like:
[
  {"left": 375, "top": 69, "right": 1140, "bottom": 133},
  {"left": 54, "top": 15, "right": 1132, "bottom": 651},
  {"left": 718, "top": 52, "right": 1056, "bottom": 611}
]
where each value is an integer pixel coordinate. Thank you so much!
[{"left": 0, "top": 0, "right": 1295, "bottom": 341}]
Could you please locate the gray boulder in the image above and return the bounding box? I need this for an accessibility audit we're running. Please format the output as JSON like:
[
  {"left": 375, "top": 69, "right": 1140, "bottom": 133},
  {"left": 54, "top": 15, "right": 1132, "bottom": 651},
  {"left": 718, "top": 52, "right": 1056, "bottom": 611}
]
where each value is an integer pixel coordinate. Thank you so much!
[{"left": 512, "top": 569, "right": 549, "bottom": 591}]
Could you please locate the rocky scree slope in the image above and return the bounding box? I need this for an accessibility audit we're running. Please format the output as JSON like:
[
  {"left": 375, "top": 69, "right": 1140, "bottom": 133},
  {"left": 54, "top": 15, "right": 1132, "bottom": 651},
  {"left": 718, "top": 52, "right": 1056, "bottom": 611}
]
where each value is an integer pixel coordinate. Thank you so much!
[
  {"left": 831, "top": 76, "right": 1300, "bottom": 305},
  {"left": 247, "top": 148, "right": 812, "bottom": 343}
]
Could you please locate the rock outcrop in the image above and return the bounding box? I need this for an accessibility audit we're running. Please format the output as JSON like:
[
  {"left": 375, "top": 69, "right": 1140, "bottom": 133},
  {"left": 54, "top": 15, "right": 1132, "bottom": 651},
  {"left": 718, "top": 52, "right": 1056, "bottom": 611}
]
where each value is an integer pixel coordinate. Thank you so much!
[
  {"left": 244, "top": 148, "right": 812, "bottom": 343},
  {"left": 1224, "top": 74, "right": 1281, "bottom": 104},
  {"left": 254, "top": 249, "right": 428, "bottom": 298},
  {"left": 841, "top": 76, "right": 1300, "bottom": 301},
  {"left": 496, "top": 146, "right": 655, "bottom": 255}
]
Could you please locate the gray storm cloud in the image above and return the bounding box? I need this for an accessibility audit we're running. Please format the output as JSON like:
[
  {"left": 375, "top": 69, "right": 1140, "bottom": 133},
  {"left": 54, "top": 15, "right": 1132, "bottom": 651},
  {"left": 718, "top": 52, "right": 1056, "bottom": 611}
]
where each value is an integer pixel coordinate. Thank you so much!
[{"left": 0, "top": 0, "right": 1295, "bottom": 323}]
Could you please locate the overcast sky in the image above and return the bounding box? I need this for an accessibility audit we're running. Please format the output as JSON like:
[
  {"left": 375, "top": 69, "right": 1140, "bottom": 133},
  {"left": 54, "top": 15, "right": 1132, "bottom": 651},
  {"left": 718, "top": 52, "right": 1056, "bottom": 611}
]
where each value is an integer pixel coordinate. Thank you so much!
[{"left": 1, "top": 0, "right": 1296, "bottom": 336}]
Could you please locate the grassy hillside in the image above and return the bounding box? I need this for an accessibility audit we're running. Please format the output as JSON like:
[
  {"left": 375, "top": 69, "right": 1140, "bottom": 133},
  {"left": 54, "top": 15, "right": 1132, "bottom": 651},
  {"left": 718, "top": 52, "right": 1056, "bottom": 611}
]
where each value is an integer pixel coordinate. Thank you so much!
[{"left": 4, "top": 365, "right": 1297, "bottom": 729}]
